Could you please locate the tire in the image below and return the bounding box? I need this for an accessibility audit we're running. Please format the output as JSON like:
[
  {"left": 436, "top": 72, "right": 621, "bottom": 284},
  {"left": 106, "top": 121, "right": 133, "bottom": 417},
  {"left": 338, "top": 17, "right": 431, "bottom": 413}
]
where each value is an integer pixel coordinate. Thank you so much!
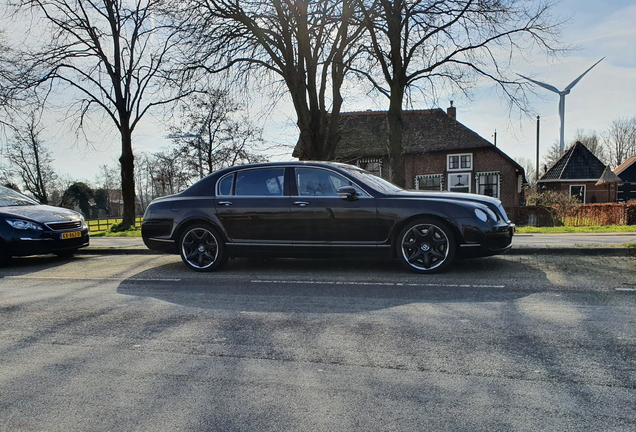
[
  {"left": 179, "top": 224, "right": 228, "bottom": 272},
  {"left": 397, "top": 218, "right": 456, "bottom": 274}
]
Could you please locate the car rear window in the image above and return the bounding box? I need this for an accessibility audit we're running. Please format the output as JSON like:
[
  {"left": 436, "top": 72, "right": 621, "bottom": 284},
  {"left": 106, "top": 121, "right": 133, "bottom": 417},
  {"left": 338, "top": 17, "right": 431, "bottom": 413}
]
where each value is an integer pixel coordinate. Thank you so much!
[{"left": 235, "top": 168, "right": 285, "bottom": 196}]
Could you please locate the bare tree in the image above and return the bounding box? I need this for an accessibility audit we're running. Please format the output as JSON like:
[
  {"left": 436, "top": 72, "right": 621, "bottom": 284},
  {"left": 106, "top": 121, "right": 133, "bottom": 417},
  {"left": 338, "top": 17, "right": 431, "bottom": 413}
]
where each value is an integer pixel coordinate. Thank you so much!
[
  {"left": 604, "top": 117, "right": 636, "bottom": 168},
  {"left": 572, "top": 129, "right": 606, "bottom": 164},
  {"left": 0, "top": 30, "right": 21, "bottom": 125},
  {"left": 168, "top": 90, "right": 268, "bottom": 178},
  {"left": 93, "top": 163, "right": 121, "bottom": 216},
  {"left": 9, "top": 0, "right": 195, "bottom": 228},
  {"left": 355, "top": 0, "right": 564, "bottom": 186},
  {"left": 541, "top": 140, "right": 564, "bottom": 175},
  {"left": 5, "top": 113, "right": 57, "bottom": 203},
  {"left": 180, "top": 0, "right": 365, "bottom": 161},
  {"left": 516, "top": 157, "right": 536, "bottom": 188}
]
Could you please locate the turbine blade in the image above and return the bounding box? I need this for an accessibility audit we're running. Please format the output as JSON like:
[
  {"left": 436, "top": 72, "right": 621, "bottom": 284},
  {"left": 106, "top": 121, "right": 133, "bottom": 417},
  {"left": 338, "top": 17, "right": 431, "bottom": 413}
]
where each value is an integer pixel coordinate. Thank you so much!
[
  {"left": 564, "top": 57, "right": 605, "bottom": 92},
  {"left": 517, "top": 73, "right": 561, "bottom": 94}
]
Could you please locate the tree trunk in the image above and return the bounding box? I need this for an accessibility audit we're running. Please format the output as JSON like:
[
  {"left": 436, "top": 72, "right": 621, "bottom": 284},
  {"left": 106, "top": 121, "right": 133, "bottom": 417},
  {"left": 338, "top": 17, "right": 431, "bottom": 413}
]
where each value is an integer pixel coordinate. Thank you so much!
[
  {"left": 119, "top": 123, "right": 136, "bottom": 229},
  {"left": 386, "top": 86, "right": 405, "bottom": 187}
]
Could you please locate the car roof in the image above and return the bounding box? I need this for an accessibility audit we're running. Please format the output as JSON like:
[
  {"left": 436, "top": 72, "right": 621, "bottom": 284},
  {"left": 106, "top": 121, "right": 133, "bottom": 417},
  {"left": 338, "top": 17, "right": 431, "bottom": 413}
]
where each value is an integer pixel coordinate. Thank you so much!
[{"left": 181, "top": 161, "right": 364, "bottom": 197}]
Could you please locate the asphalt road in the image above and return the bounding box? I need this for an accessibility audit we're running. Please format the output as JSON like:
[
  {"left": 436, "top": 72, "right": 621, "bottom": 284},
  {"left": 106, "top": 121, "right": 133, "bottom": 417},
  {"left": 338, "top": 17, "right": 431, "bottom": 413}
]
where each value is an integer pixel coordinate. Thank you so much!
[{"left": 1, "top": 253, "right": 635, "bottom": 431}]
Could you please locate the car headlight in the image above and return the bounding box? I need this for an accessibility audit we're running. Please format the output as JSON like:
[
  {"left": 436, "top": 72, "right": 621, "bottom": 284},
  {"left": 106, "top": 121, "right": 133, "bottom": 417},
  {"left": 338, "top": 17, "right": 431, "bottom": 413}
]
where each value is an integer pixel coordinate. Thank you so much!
[
  {"left": 474, "top": 208, "right": 498, "bottom": 222},
  {"left": 497, "top": 204, "right": 509, "bottom": 222},
  {"left": 6, "top": 219, "right": 44, "bottom": 230},
  {"left": 474, "top": 209, "right": 488, "bottom": 222},
  {"left": 484, "top": 207, "right": 499, "bottom": 221}
]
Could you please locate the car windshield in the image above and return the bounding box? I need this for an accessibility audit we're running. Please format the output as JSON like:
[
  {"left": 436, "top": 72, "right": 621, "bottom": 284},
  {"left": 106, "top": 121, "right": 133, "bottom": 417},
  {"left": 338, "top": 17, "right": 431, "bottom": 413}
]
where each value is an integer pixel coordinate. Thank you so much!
[
  {"left": 0, "top": 187, "right": 39, "bottom": 207},
  {"left": 340, "top": 166, "right": 403, "bottom": 194}
]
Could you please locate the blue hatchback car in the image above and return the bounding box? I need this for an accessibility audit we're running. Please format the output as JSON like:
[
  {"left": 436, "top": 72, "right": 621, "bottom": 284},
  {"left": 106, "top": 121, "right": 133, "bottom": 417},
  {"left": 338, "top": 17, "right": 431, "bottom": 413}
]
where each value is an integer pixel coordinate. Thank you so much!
[{"left": 0, "top": 186, "right": 89, "bottom": 264}]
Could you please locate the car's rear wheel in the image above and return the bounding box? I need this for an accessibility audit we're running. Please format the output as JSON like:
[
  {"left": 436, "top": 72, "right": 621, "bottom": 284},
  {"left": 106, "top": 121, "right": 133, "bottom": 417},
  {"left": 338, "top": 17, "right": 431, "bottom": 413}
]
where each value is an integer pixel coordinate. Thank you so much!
[
  {"left": 179, "top": 224, "right": 228, "bottom": 272},
  {"left": 397, "top": 218, "right": 456, "bottom": 274}
]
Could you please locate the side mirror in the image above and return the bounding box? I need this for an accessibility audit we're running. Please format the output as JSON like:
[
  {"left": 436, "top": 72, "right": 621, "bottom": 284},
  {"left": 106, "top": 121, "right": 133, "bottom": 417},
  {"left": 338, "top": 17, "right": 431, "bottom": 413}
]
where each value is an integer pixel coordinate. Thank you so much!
[{"left": 337, "top": 186, "right": 358, "bottom": 202}]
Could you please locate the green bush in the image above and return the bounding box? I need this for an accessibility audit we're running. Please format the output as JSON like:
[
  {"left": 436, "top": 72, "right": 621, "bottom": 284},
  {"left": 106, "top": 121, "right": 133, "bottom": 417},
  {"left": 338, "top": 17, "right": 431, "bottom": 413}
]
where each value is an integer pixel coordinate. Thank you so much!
[{"left": 109, "top": 222, "right": 130, "bottom": 233}]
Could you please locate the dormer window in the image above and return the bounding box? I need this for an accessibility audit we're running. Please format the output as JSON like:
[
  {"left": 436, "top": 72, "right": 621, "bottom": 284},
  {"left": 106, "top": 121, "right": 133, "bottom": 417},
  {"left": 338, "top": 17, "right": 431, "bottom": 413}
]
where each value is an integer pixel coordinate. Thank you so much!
[{"left": 447, "top": 153, "right": 472, "bottom": 171}]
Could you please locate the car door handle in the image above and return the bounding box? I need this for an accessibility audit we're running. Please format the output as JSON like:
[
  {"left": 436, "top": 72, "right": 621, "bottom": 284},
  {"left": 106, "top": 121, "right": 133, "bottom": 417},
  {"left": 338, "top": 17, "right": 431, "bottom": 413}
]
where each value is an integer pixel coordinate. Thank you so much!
[
  {"left": 218, "top": 201, "right": 233, "bottom": 206},
  {"left": 293, "top": 201, "right": 309, "bottom": 207}
]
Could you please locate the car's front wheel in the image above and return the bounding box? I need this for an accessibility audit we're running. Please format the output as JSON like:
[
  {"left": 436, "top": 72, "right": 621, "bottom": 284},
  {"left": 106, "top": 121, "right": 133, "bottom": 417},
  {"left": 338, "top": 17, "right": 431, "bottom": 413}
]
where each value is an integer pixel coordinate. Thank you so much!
[
  {"left": 397, "top": 218, "right": 456, "bottom": 274},
  {"left": 179, "top": 224, "right": 228, "bottom": 272}
]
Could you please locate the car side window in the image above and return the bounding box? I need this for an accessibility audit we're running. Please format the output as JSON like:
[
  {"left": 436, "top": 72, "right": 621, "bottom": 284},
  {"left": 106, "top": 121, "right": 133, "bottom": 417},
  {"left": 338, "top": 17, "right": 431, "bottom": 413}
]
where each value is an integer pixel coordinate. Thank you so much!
[
  {"left": 235, "top": 168, "right": 285, "bottom": 196},
  {"left": 296, "top": 168, "right": 367, "bottom": 197},
  {"left": 218, "top": 174, "right": 234, "bottom": 196}
]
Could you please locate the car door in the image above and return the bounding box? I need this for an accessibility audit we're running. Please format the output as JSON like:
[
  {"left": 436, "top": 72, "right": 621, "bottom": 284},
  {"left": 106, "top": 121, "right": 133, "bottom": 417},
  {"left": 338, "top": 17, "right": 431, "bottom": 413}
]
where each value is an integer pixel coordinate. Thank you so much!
[
  {"left": 289, "top": 167, "right": 380, "bottom": 245},
  {"left": 215, "top": 167, "right": 292, "bottom": 244}
]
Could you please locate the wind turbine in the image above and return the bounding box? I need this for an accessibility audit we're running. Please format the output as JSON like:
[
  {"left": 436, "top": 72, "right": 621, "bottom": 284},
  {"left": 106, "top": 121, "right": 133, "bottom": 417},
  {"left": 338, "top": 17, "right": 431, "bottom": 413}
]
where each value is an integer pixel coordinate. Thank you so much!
[{"left": 518, "top": 57, "right": 604, "bottom": 152}]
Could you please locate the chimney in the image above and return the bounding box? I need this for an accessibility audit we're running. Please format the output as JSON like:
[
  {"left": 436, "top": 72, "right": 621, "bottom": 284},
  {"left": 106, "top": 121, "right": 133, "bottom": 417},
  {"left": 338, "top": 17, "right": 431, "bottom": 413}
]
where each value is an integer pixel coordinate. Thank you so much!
[{"left": 447, "top": 101, "right": 456, "bottom": 120}]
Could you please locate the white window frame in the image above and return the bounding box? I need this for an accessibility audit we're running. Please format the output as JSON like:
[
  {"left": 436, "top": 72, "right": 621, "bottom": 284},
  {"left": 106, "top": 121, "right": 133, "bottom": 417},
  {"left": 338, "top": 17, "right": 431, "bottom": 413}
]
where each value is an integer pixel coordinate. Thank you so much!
[
  {"left": 569, "top": 184, "right": 586, "bottom": 203},
  {"left": 448, "top": 172, "right": 472, "bottom": 193},
  {"left": 447, "top": 153, "right": 473, "bottom": 171},
  {"left": 356, "top": 158, "right": 383, "bottom": 177},
  {"left": 415, "top": 174, "right": 444, "bottom": 191},
  {"left": 475, "top": 171, "right": 501, "bottom": 199}
]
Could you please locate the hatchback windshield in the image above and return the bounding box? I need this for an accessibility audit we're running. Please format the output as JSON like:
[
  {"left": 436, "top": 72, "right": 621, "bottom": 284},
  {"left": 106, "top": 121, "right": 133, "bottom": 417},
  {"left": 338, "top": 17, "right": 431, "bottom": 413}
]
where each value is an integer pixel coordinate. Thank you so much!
[{"left": 0, "top": 186, "right": 39, "bottom": 207}]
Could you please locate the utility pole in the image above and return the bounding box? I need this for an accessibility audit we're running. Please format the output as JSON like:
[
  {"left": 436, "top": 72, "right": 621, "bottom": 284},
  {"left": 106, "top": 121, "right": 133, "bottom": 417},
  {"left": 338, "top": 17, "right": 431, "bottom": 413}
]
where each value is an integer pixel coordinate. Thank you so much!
[{"left": 536, "top": 116, "right": 540, "bottom": 183}]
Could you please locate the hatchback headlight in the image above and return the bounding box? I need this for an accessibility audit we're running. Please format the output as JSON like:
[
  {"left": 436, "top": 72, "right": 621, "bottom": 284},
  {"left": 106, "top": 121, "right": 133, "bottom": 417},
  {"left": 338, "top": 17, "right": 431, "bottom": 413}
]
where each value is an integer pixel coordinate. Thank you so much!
[{"left": 6, "top": 219, "right": 44, "bottom": 230}]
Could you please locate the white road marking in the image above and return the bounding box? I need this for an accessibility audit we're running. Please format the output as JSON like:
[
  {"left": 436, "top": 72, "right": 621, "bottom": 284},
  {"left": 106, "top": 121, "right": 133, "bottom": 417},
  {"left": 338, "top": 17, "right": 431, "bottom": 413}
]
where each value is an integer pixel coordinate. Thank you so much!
[
  {"left": 615, "top": 287, "right": 636, "bottom": 292},
  {"left": 251, "top": 279, "right": 506, "bottom": 288}
]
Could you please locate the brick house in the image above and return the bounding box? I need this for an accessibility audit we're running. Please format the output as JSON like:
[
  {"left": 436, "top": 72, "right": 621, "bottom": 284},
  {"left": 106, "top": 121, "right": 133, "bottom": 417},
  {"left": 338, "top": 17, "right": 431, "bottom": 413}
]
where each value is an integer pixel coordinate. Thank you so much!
[
  {"left": 615, "top": 155, "right": 636, "bottom": 201},
  {"left": 327, "top": 107, "right": 526, "bottom": 208},
  {"left": 538, "top": 141, "right": 615, "bottom": 203}
]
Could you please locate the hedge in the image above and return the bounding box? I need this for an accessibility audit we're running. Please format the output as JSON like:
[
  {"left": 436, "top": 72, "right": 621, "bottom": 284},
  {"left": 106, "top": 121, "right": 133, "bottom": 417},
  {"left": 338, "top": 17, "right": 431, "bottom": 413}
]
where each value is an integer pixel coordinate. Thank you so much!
[{"left": 508, "top": 202, "right": 636, "bottom": 227}]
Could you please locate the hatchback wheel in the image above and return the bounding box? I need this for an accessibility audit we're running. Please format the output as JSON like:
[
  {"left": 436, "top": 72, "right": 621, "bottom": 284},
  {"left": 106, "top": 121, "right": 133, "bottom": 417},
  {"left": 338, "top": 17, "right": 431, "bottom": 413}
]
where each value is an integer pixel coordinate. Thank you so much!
[
  {"left": 179, "top": 224, "right": 228, "bottom": 272},
  {"left": 398, "top": 218, "right": 456, "bottom": 273}
]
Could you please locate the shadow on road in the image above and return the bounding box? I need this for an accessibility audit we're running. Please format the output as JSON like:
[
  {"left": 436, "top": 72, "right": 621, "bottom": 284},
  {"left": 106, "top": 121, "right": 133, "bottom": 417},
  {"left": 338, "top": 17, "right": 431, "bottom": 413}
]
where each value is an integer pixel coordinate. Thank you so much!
[{"left": 115, "top": 255, "right": 548, "bottom": 313}]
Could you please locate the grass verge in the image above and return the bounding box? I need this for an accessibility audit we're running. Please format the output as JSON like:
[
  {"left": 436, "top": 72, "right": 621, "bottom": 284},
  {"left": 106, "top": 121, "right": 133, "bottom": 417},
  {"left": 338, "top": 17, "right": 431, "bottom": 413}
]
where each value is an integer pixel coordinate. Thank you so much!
[
  {"left": 516, "top": 225, "right": 636, "bottom": 234},
  {"left": 90, "top": 225, "right": 636, "bottom": 237},
  {"left": 90, "top": 229, "right": 142, "bottom": 237}
]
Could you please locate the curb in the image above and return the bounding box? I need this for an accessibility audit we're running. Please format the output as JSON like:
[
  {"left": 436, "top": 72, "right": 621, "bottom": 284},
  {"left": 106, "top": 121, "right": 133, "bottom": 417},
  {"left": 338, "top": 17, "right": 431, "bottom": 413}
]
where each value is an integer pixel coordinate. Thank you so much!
[
  {"left": 81, "top": 248, "right": 160, "bottom": 255},
  {"left": 506, "top": 247, "right": 631, "bottom": 256},
  {"left": 80, "top": 247, "right": 633, "bottom": 257}
]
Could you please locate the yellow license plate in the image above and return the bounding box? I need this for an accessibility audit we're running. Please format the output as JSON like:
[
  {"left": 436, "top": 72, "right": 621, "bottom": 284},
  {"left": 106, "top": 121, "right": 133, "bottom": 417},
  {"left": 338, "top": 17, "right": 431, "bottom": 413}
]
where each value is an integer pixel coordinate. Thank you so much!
[{"left": 61, "top": 231, "right": 82, "bottom": 240}]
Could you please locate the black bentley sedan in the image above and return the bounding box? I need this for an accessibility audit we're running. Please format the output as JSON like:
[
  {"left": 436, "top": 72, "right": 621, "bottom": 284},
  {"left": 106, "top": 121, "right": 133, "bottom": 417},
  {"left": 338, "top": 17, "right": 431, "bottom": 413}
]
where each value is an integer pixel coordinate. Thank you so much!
[
  {"left": 142, "top": 162, "right": 514, "bottom": 273},
  {"left": 0, "top": 186, "right": 89, "bottom": 264}
]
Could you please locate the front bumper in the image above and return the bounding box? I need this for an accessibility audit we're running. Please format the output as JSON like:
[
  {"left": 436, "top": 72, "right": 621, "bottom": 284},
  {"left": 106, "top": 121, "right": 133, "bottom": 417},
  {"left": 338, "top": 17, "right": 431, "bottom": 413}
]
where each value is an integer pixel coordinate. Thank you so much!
[
  {"left": 6, "top": 228, "right": 90, "bottom": 257},
  {"left": 458, "top": 220, "right": 514, "bottom": 258}
]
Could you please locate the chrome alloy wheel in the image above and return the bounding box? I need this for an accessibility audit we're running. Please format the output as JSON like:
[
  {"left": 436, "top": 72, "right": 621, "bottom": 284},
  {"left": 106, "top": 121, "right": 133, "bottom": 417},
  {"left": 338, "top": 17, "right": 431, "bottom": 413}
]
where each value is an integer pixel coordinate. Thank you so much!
[
  {"left": 399, "top": 222, "right": 452, "bottom": 272},
  {"left": 180, "top": 226, "right": 224, "bottom": 271}
]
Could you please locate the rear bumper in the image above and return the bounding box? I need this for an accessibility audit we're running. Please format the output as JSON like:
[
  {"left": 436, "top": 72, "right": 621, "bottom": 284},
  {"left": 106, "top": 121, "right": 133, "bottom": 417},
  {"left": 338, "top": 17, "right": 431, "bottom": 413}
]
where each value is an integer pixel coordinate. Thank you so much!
[{"left": 142, "top": 235, "right": 177, "bottom": 254}]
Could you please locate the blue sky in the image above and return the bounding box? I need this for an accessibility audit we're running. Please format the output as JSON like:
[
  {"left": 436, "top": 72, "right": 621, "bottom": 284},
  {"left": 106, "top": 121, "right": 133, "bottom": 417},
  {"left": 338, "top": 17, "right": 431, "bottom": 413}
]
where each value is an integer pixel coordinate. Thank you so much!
[
  {"left": 5, "top": 0, "right": 636, "bottom": 182},
  {"left": 459, "top": 0, "right": 636, "bottom": 168}
]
